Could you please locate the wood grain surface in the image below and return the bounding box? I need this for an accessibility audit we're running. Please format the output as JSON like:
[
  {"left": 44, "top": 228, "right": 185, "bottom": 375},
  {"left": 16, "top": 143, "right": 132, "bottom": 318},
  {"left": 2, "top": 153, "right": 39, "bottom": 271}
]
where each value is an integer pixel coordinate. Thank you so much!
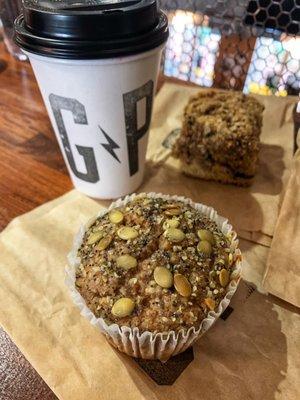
[
  {"left": 0, "top": 40, "right": 69, "bottom": 400},
  {"left": 0, "top": 43, "right": 73, "bottom": 233}
]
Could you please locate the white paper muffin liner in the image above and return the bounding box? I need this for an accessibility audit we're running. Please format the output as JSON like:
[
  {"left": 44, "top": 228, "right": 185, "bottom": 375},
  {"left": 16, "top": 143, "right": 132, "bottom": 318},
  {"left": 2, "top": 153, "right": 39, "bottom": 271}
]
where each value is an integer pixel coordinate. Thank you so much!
[{"left": 66, "top": 192, "right": 242, "bottom": 361}]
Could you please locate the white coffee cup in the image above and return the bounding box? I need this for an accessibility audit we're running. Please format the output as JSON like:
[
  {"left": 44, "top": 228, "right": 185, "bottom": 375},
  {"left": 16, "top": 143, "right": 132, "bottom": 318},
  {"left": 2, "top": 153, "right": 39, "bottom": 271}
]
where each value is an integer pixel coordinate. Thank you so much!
[{"left": 15, "top": 1, "right": 168, "bottom": 198}]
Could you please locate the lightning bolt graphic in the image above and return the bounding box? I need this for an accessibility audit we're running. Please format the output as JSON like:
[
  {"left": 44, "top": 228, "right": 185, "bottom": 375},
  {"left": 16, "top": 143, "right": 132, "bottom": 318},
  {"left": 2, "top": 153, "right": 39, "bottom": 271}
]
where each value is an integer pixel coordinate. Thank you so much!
[{"left": 99, "top": 126, "right": 120, "bottom": 163}]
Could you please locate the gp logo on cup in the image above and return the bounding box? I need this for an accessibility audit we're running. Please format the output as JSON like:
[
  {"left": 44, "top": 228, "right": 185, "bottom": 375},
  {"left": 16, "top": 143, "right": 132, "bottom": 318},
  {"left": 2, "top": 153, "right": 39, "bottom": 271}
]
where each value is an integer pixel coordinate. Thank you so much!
[{"left": 49, "top": 80, "right": 154, "bottom": 183}]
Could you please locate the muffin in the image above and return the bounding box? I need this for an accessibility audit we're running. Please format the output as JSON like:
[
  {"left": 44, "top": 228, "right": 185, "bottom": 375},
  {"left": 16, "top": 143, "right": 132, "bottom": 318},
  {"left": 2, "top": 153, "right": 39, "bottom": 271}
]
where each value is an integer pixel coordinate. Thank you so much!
[
  {"left": 172, "top": 90, "right": 265, "bottom": 186},
  {"left": 67, "top": 193, "right": 242, "bottom": 360}
]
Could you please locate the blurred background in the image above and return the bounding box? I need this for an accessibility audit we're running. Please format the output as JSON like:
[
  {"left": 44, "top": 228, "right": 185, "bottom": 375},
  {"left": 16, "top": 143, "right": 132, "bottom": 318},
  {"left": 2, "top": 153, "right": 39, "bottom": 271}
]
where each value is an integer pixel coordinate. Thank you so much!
[
  {"left": 159, "top": 0, "right": 299, "bottom": 96},
  {"left": 0, "top": 0, "right": 299, "bottom": 96}
]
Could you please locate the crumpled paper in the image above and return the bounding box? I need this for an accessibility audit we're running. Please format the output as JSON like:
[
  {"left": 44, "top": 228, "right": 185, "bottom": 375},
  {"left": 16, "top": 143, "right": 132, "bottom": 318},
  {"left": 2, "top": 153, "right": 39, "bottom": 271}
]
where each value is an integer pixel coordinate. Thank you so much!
[
  {"left": 0, "top": 190, "right": 299, "bottom": 400},
  {"left": 146, "top": 83, "right": 297, "bottom": 246},
  {"left": 263, "top": 150, "right": 300, "bottom": 307},
  {"left": 0, "top": 84, "right": 299, "bottom": 399}
]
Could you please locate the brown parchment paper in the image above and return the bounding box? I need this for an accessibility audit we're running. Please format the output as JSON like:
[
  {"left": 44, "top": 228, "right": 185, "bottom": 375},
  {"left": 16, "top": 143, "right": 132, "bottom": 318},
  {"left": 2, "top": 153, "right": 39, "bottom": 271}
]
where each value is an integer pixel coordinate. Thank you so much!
[
  {"left": 0, "top": 190, "right": 300, "bottom": 400},
  {"left": 263, "top": 150, "right": 300, "bottom": 307},
  {"left": 147, "top": 83, "right": 297, "bottom": 246}
]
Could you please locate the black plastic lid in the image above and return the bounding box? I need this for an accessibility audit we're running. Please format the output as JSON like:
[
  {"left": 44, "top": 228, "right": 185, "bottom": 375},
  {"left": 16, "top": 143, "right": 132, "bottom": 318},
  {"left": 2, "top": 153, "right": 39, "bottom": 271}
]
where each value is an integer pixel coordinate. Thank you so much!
[{"left": 14, "top": 0, "right": 168, "bottom": 59}]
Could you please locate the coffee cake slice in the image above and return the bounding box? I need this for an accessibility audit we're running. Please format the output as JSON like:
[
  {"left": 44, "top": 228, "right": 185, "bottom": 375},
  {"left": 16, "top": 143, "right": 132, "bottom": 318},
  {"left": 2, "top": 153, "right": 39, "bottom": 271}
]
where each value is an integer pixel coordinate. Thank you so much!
[{"left": 172, "top": 90, "right": 264, "bottom": 186}]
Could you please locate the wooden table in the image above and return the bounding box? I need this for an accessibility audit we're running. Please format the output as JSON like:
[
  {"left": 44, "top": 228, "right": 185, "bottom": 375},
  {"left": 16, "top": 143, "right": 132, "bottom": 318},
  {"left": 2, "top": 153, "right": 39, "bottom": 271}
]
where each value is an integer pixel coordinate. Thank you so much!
[{"left": 0, "top": 41, "right": 68, "bottom": 400}]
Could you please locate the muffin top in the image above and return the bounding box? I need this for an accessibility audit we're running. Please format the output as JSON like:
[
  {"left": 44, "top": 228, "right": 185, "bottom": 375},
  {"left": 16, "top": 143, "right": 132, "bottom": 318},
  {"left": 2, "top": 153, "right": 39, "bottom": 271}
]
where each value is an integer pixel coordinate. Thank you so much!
[{"left": 76, "top": 195, "right": 238, "bottom": 333}]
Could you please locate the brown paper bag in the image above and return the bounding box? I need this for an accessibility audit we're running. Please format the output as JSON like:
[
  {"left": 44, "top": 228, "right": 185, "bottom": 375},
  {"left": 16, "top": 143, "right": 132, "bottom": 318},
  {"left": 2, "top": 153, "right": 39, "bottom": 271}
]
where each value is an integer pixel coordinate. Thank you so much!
[
  {"left": 147, "top": 83, "right": 297, "bottom": 245},
  {"left": 0, "top": 191, "right": 300, "bottom": 400},
  {"left": 263, "top": 150, "right": 300, "bottom": 307},
  {"left": 1, "top": 84, "right": 299, "bottom": 398}
]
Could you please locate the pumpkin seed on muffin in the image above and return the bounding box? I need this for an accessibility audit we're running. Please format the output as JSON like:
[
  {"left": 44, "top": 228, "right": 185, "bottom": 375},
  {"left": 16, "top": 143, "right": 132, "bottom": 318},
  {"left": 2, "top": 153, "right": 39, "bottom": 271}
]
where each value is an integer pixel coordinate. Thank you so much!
[{"left": 75, "top": 195, "right": 238, "bottom": 334}]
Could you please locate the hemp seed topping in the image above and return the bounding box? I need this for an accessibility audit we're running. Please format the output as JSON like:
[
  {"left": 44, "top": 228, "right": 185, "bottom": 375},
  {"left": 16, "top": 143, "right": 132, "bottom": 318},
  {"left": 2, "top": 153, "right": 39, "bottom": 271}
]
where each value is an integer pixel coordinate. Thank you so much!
[{"left": 76, "top": 195, "right": 238, "bottom": 333}]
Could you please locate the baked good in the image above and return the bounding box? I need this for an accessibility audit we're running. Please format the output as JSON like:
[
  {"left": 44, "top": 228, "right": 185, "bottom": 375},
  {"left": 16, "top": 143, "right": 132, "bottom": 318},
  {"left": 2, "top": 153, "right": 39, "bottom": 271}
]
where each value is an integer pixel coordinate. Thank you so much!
[
  {"left": 69, "top": 193, "right": 242, "bottom": 359},
  {"left": 172, "top": 90, "right": 265, "bottom": 186}
]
